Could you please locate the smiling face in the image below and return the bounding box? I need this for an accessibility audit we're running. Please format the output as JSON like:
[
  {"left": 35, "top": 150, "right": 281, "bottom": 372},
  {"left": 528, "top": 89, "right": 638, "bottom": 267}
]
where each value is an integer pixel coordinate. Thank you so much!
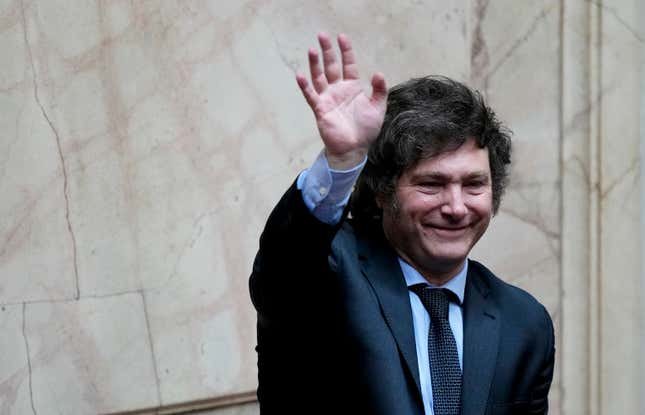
[{"left": 380, "top": 138, "right": 493, "bottom": 284}]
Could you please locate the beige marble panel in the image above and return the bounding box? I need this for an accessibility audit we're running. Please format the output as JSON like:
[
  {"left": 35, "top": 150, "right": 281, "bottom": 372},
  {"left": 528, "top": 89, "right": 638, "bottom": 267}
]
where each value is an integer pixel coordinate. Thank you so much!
[
  {"left": 25, "top": 294, "right": 158, "bottom": 414},
  {"left": 560, "top": 1, "right": 595, "bottom": 413},
  {"left": 21, "top": 1, "right": 223, "bottom": 297},
  {"left": 0, "top": 304, "right": 33, "bottom": 414},
  {"left": 560, "top": 0, "right": 644, "bottom": 413},
  {"left": 144, "top": 209, "right": 258, "bottom": 404},
  {"left": 597, "top": 0, "right": 643, "bottom": 412}
]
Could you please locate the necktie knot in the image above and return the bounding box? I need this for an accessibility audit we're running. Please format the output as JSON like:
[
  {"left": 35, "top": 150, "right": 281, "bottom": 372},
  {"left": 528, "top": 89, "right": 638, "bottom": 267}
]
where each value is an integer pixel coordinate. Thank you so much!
[{"left": 410, "top": 285, "right": 455, "bottom": 321}]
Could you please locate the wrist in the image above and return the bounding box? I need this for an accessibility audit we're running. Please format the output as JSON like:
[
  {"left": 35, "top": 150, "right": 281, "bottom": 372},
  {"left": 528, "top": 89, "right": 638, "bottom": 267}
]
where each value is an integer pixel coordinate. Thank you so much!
[{"left": 325, "top": 148, "right": 368, "bottom": 170}]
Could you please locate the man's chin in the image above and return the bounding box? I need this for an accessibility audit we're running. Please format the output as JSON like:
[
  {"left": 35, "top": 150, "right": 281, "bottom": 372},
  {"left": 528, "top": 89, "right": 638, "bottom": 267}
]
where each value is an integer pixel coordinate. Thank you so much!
[
  {"left": 421, "top": 240, "right": 471, "bottom": 260},
  {"left": 417, "top": 250, "right": 469, "bottom": 277}
]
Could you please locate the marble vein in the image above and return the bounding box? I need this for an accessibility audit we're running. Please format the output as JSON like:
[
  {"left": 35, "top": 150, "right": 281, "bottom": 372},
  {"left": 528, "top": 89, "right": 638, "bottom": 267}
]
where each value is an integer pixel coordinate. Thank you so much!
[
  {"left": 21, "top": 303, "right": 37, "bottom": 415},
  {"left": 588, "top": 0, "right": 644, "bottom": 43},
  {"left": 507, "top": 252, "right": 558, "bottom": 286},
  {"left": 470, "top": 0, "right": 490, "bottom": 90},
  {"left": 19, "top": 0, "right": 80, "bottom": 300},
  {"left": 485, "top": 3, "right": 556, "bottom": 82},
  {"left": 266, "top": 26, "right": 299, "bottom": 74},
  {"left": 160, "top": 212, "right": 208, "bottom": 294},
  {"left": 140, "top": 291, "right": 163, "bottom": 407},
  {"left": 562, "top": 88, "right": 606, "bottom": 136},
  {"left": 499, "top": 206, "right": 560, "bottom": 256},
  {"left": 567, "top": 155, "right": 593, "bottom": 187},
  {"left": 1, "top": 289, "right": 139, "bottom": 307},
  {"left": 600, "top": 157, "right": 640, "bottom": 200}
]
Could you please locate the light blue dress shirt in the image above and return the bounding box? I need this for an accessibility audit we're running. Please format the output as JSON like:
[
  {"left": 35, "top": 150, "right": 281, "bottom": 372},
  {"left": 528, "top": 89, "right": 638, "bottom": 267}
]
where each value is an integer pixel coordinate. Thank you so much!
[
  {"left": 297, "top": 151, "right": 466, "bottom": 415},
  {"left": 296, "top": 150, "right": 365, "bottom": 224}
]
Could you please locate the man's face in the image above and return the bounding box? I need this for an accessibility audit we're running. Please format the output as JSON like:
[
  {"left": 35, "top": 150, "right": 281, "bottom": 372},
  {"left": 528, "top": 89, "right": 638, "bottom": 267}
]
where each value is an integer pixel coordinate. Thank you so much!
[{"left": 381, "top": 138, "right": 493, "bottom": 282}]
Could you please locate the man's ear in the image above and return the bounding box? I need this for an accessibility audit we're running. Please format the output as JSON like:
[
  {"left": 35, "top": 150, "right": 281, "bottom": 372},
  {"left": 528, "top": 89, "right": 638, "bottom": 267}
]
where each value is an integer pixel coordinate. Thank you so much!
[{"left": 375, "top": 193, "right": 385, "bottom": 209}]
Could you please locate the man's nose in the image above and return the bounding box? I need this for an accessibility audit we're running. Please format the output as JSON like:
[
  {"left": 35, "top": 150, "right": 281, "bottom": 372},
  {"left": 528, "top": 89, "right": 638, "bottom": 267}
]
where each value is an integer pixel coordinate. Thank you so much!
[{"left": 440, "top": 185, "right": 467, "bottom": 219}]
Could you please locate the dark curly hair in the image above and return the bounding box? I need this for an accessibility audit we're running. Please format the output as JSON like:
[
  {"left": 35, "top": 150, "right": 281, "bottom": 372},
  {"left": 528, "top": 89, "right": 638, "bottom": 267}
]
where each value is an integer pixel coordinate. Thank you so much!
[{"left": 351, "top": 76, "right": 512, "bottom": 230}]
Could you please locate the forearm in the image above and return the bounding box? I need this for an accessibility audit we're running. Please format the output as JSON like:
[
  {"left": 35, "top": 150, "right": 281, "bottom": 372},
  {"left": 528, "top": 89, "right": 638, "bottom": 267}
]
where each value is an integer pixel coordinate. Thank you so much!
[{"left": 249, "top": 180, "right": 342, "bottom": 318}]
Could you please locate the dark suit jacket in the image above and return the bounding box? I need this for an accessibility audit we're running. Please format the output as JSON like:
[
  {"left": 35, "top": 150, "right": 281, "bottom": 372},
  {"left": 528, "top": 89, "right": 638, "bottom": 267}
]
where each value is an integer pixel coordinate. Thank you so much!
[{"left": 250, "top": 182, "right": 555, "bottom": 415}]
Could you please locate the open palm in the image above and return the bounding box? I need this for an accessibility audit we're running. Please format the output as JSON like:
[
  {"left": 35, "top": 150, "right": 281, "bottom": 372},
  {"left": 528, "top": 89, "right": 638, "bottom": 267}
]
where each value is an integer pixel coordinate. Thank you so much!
[{"left": 297, "top": 33, "right": 387, "bottom": 169}]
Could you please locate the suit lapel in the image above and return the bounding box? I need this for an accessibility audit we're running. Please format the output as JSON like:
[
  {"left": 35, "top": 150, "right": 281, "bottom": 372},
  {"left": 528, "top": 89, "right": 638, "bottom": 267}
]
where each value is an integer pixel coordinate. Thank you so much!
[
  {"left": 355, "top": 235, "right": 500, "bottom": 413},
  {"left": 357, "top": 234, "right": 423, "bottom": 403},
  {"left": 461, "top": 261, "right": 500, "bottom": 414}
]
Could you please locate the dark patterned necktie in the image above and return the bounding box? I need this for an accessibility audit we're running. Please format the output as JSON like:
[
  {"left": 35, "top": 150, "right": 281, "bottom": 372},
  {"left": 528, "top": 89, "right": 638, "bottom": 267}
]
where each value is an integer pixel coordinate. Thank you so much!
[{"left": 410, "top": 285, "right": 462, "bottom": 415}]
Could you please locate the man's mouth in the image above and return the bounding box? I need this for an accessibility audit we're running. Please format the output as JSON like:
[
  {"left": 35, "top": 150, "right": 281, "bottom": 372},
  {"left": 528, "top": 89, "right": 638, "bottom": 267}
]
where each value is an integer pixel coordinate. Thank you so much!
[
  {"left": 423, "top": 223, "right": 469, "bottom": 230},
  {"left": 423, "top": 224, "right": 469, "bottom": 237}
]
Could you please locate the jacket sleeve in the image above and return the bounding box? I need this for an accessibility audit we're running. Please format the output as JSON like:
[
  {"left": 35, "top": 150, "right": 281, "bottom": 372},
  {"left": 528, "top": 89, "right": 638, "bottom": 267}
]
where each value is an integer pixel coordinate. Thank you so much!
[
  {"left": 528, "top": 305, "right": 556, "bottom": 414},
  {"left": 249, "top": 180, "right": 351, "bottom": 413},
  {"left": 249, "top": 180, "right": 344, "bottom": 319}
]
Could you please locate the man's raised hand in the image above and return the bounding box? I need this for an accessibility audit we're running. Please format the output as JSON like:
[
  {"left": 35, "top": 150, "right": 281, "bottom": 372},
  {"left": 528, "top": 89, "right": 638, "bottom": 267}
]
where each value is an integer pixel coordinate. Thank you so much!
[{"left": 296, "top": 33, "right": 387, "bottom": 170}]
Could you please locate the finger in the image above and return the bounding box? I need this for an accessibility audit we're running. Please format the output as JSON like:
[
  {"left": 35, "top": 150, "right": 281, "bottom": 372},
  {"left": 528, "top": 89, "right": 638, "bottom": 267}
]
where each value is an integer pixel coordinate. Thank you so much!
[
  {"left": 308, "top": 48, "right": 327, "bottom": 93},
  {"left": 296, "top": 73, "right": 319, "bottom": 110},
  {"left": 318, "top": 32, "right": 341, "bottom": 83},
  {"left": 370, "top": 72, "right": 387, "bottom": 104},
  {"left": 338, "top": 33, "right": 359, "bottom": 80}
]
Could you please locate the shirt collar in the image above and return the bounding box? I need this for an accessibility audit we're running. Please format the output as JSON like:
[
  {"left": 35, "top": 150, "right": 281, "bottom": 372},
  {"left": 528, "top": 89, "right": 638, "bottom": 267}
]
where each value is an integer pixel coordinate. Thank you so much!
[{"left": 398, "top": 258, "right": 467, "bottom": 305}]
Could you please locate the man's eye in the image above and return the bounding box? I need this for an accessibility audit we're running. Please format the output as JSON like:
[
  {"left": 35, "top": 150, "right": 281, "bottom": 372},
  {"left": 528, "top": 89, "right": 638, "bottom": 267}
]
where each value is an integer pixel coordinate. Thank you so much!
[
  {"left": 464, "top": 181, "right": 488, "bottom": 194},
  {"left": 417, "top": 182, "right": 442, "bottom": 194}
]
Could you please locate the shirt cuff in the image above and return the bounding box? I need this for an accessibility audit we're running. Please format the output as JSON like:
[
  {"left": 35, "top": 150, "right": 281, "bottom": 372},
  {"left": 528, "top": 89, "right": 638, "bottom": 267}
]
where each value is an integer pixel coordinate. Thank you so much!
[{"left": 297, "top": 150, "right": 366, "bottom": 225}]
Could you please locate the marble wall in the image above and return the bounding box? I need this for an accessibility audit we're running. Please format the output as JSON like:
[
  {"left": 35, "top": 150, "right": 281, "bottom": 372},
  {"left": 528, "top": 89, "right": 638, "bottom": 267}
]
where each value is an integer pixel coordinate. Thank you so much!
[{"left": 0, "top": 1, "right": 641, "bottom": 414}]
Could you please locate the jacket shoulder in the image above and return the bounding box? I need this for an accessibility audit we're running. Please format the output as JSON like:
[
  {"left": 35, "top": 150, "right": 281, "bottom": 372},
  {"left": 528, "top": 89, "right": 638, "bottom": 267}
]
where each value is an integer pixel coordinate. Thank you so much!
[{"left": 468, "top": 260, "right": 553, "bottom": 329}]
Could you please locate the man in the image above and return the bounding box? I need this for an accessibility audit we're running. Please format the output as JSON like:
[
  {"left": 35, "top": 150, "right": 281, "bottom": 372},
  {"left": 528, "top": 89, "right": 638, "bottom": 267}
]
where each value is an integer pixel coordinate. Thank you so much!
[{"left": 250, "top": 33, "right": 555, "bottom": 415}]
